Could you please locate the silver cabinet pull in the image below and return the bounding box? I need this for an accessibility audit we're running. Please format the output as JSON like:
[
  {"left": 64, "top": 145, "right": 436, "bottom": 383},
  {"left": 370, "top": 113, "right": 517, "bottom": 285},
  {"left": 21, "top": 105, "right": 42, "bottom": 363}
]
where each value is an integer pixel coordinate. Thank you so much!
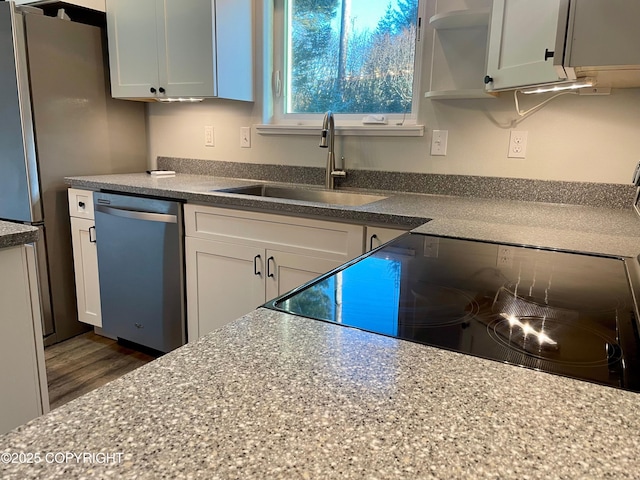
[{"left": 88, "top": 226, "right": 96, "bottom": 243}]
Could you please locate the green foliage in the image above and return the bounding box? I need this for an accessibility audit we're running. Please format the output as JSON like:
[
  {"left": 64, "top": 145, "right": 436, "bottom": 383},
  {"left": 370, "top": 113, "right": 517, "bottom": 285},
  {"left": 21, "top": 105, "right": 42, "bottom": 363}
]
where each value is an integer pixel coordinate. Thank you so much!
[
  {"left": 290, "top": 0, "right": 340, "bottom": 109},
  {"left": 390, "top": 0, "right": 419, "bottom": 31},
  {"left": 288, "top": 0, "right": 418, "bottom": 114},
  {"left": 285, "top": 284, "right": 334, "bottom": 320}
]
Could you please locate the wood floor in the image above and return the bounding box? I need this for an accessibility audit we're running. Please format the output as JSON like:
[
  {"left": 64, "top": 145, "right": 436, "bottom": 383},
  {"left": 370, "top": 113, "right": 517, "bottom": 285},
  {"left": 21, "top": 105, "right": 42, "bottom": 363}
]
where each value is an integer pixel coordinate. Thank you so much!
[{"left": 45, "top": 332, "right": 157, "bottom": 410}]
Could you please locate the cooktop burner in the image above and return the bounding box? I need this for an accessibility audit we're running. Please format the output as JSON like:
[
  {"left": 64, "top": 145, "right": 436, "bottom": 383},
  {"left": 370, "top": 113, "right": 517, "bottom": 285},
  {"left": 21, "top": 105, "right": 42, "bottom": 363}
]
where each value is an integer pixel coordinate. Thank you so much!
[
  {"left": 408, "top": 283, "right": 480, "bottom": 327},
  {"left": 486, "top": 315, "right": 622, "bottom": 367},
  {"left": 266, "top": 233, "right": 640, "bottom": 392}
]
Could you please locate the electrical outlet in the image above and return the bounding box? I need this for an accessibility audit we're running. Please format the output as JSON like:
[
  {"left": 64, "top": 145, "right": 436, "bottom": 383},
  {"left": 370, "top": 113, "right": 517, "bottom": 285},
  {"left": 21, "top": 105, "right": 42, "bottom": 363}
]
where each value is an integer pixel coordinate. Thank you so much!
[
  {"left": 423, "top": 237, "right": 439, "bottom": 258},
  {"left": 508, "top": 131, "right": 527, "bottom": 158},
  {"left": 431, "top": 130, "right": 448, "bottom": 156},
  {"left": 240, "top": 127, "right": 251, "bottom": 148},
  {"left": 204, "top": 126, "right": 215, "bottom": 147},
  {"left": 497, "top": 246, "right": 514, "bottom": 268}
]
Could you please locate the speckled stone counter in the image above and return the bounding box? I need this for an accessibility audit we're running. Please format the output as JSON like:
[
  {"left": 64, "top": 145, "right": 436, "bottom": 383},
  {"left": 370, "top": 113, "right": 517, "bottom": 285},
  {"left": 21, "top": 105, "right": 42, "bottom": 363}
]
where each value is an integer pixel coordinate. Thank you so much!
[
  {"left": 0, "top": 221, "right": 38, "bottom": 248},
  {"left": 66, "top": 172, "right": 640, "bottom": 257},
  {"left": 3, "top": 308, "right": 640, "bottom": 479}
]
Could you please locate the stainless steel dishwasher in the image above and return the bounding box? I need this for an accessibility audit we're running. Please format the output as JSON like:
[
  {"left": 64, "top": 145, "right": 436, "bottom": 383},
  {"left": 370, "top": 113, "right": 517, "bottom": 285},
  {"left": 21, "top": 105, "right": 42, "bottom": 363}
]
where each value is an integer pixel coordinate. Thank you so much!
[{"left": 93, "top": 192, "right": 185, "bottom": 353}]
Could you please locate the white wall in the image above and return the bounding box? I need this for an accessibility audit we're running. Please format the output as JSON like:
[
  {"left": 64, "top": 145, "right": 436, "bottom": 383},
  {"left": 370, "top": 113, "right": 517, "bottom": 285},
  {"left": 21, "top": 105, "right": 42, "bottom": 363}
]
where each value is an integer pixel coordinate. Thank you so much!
[{"left": 146, "top": 2, "right": 640, "bottom": 185}]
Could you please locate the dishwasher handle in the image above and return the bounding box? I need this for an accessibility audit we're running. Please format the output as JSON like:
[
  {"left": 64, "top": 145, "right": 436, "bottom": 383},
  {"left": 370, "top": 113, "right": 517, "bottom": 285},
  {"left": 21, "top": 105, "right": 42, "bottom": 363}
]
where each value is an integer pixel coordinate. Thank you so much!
[{"left": 95, "top": 204, "right": 178, "bottom": 224}]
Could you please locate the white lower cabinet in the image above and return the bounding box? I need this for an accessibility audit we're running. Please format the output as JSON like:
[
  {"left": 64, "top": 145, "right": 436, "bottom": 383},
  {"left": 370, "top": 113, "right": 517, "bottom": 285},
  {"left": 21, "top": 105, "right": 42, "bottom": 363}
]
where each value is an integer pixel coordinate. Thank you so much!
[
  {"left": 186, "top": 238, "right": 265, "bottom": 340},
  {"left": 68, "top": 188, "right": 101, "bottom": 327},
  {"left": 0, "top": 244, "right": 49, "bottom": 434},
  {"left": 185, "top": 205, "right": 364, "bottom": 341},
  {"left": 69, "top": 217, "right": 101, "bottom": 327}
]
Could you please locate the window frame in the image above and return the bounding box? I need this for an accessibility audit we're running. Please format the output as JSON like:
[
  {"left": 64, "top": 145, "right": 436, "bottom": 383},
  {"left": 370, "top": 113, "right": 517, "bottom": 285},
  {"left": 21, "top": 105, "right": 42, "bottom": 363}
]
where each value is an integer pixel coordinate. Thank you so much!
[{"left": 260, "top": 0, "right": 426, "bottom": 136}]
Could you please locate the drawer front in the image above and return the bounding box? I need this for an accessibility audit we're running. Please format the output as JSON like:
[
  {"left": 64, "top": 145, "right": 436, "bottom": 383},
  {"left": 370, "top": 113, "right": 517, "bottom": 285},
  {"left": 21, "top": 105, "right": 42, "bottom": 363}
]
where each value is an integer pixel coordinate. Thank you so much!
[
  {"left": 68, "top": 188, "right": 95, "bottom": 220},
  {"left": 185, "top": 204, "right": 364, "bottom": 261}
]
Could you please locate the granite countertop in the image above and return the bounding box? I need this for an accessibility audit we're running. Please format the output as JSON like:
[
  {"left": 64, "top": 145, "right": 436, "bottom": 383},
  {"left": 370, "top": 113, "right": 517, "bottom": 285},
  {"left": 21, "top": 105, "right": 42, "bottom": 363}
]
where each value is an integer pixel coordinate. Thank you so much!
[
  {"left": 0, "top": 221, "right": 38, "bottom": 248},
  {"left": 66, "top": 172, "right": 640, "bottom": 258},
  {"left": 3, "top": 308, "right": 640, "bottom": 479},
  {"left": 1, "top": 173, "right": 639, "bottom": 478}
]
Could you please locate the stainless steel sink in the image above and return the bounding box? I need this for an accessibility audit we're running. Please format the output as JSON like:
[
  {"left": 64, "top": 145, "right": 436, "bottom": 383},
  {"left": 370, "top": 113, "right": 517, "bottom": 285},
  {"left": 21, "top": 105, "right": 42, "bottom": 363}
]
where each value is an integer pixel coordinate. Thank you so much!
[{"left": 215, "top": 185, "right": 387, "bottom": 206}]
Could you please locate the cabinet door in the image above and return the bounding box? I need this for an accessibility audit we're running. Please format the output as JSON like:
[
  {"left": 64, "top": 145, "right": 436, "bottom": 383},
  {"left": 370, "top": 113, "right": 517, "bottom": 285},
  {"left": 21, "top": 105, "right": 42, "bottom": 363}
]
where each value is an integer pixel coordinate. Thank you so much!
[
  {"left": 186, "top": 237, "right": 264, "bottom": 341},
  {"left": 70, "top": 217, "right": 101, "bottom": 327},
  {"left": 106, "top": 0, "right": 161, "bottom": 98},
  {"left": 265, "top": 251, "right": 344, "bottom": 302},
  {"left": 159, "top": 0, "right": 216, "bottom": 97},
  {"left": 215, "top": 0, "right": 254, "bottom": 101},
  {"left": 0, "top": 246, "right": 47, "bottom": 434},
  {"left": 365, "top": 226, "right": 408, "bottom": 252},
  {"left": 485, "top": 0, "right": 569, "bottom": 90}
]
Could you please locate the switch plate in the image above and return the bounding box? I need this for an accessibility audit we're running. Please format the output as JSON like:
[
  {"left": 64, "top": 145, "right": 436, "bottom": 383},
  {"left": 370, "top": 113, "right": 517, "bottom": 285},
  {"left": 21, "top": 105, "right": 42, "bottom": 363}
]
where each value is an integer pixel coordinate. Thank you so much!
[
  {"left": 431, "top": 130, "right": 448, "bottom": 156},
  {"left": 240, "top": 127, "right": 251, "bottom": 148},
  {"left": 204, "top": 126, "right": 215, "bottom": 147},
  {"left": 508, "top": 131, "right": 527, "bottom": 158}
]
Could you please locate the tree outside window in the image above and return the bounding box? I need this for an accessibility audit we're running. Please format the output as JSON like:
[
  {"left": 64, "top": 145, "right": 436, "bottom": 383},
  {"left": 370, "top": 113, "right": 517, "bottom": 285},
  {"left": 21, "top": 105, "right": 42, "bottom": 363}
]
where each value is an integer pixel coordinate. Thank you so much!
[{"left": 286, "top": 0, "right": 420, "bottom": 115}]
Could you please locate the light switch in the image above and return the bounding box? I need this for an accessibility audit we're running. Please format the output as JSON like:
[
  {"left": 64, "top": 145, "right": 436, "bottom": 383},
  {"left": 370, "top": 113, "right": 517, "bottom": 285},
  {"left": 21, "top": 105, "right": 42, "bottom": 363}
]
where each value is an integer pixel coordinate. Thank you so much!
[
  {"left": 431, "top": 130, "right": 448, "bottom": 156},
  {"left": 240, "top": 127, "right": 251, "bottom": 148}
]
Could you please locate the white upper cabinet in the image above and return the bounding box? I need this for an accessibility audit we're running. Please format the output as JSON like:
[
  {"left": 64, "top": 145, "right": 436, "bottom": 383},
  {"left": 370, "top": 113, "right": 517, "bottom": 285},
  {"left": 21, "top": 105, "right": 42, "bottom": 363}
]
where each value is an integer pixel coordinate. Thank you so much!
[
  {"left": 485, "top": 0, "right": 569, "bottom": 91},
  {"left": 486, "top": 0, "right": 640, "bottom": 92},
  {"left": 106, "top": 0, "right": 253, "bottom": 101}
]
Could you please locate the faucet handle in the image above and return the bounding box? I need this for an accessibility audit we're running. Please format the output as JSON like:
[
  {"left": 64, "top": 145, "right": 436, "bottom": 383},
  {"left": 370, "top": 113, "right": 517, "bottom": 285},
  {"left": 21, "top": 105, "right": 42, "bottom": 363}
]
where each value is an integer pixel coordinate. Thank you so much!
[{"left": 331, "top": 155, "right": 347, "bottom": 179}]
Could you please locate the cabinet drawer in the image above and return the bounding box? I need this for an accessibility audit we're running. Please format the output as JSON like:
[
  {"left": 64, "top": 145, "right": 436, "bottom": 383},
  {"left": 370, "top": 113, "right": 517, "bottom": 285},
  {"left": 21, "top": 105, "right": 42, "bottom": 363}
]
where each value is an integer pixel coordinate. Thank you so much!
[
  {"left": 185, "top": 204, "right": 364, "bottom": 261},
  {"left": 68, "top": 188, "right": 95, "bottom": 220}
]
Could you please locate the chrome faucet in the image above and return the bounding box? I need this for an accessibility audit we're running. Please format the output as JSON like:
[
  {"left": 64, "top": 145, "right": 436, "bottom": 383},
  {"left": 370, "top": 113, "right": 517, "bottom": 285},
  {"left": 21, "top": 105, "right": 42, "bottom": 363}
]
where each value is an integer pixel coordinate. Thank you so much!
[{"left": 319, "top": 111, "right": 346, "bottom": 189}]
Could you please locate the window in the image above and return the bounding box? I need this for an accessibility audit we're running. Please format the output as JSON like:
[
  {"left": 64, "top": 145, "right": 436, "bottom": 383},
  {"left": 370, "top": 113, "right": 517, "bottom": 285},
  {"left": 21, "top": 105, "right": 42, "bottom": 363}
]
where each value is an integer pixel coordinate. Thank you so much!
[{"left": 267, "top": 0, "right": 425, "bottom": 131}]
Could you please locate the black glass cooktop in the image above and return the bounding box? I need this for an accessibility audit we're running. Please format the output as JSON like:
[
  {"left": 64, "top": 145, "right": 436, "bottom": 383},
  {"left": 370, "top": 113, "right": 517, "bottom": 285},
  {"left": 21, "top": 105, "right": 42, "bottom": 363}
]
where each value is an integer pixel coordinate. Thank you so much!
[{"left": 265, "top": 233, "right": 640, "bottom": 392}]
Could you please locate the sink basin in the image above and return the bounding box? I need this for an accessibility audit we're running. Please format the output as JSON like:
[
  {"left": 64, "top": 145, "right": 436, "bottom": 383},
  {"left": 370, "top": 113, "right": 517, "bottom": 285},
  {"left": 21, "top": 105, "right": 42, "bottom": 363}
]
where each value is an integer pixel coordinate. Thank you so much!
[{"left": 215, "top": 185, "right": 387, "bottom": 206}]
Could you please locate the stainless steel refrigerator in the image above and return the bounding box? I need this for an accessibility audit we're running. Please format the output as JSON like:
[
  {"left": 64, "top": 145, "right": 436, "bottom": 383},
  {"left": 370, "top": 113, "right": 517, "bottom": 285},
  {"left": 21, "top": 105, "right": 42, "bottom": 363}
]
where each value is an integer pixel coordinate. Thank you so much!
[{"left": 0, "top": 2, "right": 147, "bottom": 345}]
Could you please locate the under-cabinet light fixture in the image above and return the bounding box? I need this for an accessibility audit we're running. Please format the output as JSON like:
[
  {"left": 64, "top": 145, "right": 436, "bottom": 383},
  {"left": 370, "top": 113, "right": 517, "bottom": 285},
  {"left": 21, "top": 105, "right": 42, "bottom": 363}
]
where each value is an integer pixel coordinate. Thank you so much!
[
  {"left": 156, "top": 98, "right": 204, "bottom": 103},
  {"left": 521, "top": 78, "right": 594, "bottom": 95}
]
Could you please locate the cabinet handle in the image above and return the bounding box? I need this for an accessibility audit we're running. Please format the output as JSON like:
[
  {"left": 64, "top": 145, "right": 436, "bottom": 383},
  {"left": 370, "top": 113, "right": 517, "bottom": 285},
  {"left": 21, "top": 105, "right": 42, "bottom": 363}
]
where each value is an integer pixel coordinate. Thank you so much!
[
  {"left": 483, "top": 75, "right": 493, "bottom": 84},
  {"left": 267, "top": 256, "right": 275, "bottom": 278},
  {"left": 150, "top": 87, "right": 157, "bottom": 94},
  {"left": 544, "top": 48, "right": 554, "bottom": 61},
  {"left": 89, "top": 226, "right": 96, "bottom": 243},
  {"left": 253, "top": 254, "right": 261, "bottom": 276},
  {"left": 369, "top": 234, "right": 378, "bottom": 251},
  {"left": 159, "top": 87, "right": 166, "bottom": 94},
  {"left": 78, "top": 201, "right": 85, "bottom": 208}
]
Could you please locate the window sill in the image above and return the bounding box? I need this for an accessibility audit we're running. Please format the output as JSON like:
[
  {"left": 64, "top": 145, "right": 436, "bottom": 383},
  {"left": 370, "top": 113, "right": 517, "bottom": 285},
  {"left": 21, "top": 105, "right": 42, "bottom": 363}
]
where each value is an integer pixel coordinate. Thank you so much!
[{"left": 255, "top": 124, "right": 424, "bottom": 137}]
